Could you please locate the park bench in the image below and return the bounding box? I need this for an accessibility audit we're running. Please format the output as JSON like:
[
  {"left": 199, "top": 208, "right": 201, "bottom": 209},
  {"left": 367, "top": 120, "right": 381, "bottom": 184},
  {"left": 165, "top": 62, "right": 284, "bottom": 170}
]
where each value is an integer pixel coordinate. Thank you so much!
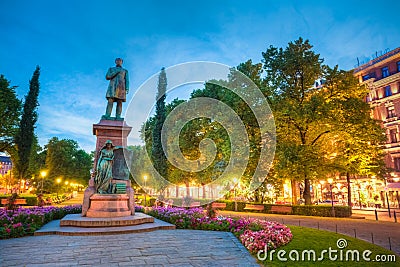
[
  {"left": 190, "top": 201, "right": 201, "bottom": 207},
  {"left": 244, "top": 204, "right": 264, "bottom": 211},
  {"left": 211, "top": 202, "right": 227, "bottom": 209},
  {"left": 270, "top": 205, "right": 292, "bottom": 214},
  {"left": 1, "top": 198, "right": 27, "bottom": 205}
]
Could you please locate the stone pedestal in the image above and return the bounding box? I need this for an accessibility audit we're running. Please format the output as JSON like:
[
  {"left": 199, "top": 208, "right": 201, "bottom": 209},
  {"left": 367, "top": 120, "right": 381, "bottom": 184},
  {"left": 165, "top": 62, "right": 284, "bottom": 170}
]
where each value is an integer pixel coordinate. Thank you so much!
[
  {"left": 86, "top": 194, "right": 131, "bottom": 218},
  {"left": 81, "top": 118, "right": 135, "bottom": 217}
]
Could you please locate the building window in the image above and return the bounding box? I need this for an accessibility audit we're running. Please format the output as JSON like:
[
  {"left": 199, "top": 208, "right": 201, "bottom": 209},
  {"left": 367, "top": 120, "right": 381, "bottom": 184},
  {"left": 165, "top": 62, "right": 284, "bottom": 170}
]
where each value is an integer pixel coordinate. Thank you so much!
[
  {"left": 397, "top": 61, "right": 400, "bottom": 72},
  {"left": 382, "top": 66, "right": 390, "bottom": 78},
  {"left": 394, "top": 158, "right": 400, "bottom": 171},
  {"left": 385, "top": 85, "right": 392, "bottom": 97},
  {"left": 390, "top": 129, "right": 398, "bottom": 143},
  {"left": 387, "top": 107, "right": 396, "bottom": 118},
  {"left": 362, "top": 74, "right": 370, "bottom": 81}
]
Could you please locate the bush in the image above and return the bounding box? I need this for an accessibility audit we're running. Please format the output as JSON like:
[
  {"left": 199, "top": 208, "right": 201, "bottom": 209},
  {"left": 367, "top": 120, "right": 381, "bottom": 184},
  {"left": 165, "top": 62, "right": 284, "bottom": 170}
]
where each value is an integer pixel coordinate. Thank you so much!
[
  {"left": 0, "top": 194, "right": 38, "bottom": 207},
  {"left": 213, "top": 200, "right": 352, "bottom": 217},
  {"left": 0, "top": 205, "right": 82, "bottom": 239}
]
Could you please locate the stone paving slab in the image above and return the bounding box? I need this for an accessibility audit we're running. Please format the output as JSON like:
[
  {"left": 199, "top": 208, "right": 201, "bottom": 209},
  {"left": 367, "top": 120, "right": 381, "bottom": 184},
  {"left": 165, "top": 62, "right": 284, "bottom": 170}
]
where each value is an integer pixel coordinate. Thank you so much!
[
  {"left": 0, "top": 230, "right": 260, "bottom": 266},
  {"left": 35, "top": 217, "right": 175, "bottom": 236}
]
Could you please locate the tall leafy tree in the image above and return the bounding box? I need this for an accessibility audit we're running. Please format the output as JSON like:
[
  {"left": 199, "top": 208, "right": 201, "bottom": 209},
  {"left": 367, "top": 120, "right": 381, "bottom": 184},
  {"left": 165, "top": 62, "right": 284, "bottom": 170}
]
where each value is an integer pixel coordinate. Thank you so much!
[
  {"left": 14, "top": 66, "right": 41, "bottom": 183},
  {"left": 322, "top": 66, "right": 386, "bottom": 206},
  {"left": 0, "top": 75, "right": 21, "bottom": 152},
  {"left": 151, "top": 67, "right": 168, "bottom": 190},
  {"left": 260, "top": 38, "right": 385, "bottom": 205},
  {"left": 262, "top": 38, "right": 325, "bottom": 204},
  {"left": 44, "top": 137, "right": 92, "bottom": 186}
]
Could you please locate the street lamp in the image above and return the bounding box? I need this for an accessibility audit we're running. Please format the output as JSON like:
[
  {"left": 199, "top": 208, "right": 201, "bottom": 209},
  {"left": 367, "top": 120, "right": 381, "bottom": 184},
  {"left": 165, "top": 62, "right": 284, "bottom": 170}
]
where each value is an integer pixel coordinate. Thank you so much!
[
  {"left": 56, "top": 177, "right": 62, "bottom": 197},
  {"left": 65, "top": 181, "right": 69, "bottom": 193},
  {"left": 40, "top": 170, "right": 47, "bottom": 194},
  {"left": 143, "top": 175, "right": 148, "bottom": 207},
  {"left": 327, "top": 178, "right": 335, "bottom": 217}
]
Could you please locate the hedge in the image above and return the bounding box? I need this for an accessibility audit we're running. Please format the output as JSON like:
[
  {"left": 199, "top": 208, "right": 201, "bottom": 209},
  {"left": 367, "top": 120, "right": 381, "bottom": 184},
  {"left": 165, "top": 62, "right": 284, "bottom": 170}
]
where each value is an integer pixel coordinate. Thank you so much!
[
  {"left": 213, "top": 200, "right": 352, "bottom": 217},
  {"left": 0, "top": 195, "right": 38, "bottom": 207}
]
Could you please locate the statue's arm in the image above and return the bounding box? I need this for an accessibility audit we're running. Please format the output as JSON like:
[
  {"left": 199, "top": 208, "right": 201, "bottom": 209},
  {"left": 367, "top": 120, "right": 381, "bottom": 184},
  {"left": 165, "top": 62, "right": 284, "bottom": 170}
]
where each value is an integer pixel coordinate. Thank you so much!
[{"left": 106, "top": 67, "right": 121, "bottom": 80}]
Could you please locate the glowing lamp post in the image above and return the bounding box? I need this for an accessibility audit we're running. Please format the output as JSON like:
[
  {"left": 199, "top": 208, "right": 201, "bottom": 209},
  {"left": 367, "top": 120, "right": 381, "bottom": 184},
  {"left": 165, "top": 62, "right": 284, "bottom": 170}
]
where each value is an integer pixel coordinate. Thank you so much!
[
  {"left": 56, "top": 178, "right": 62, "bottom": 197},
  {"left": 40, "top": 170, "right": 47, "bottom": 194},
  {"left": 327, "top": 178, "right": 335, "bottom": 217}
]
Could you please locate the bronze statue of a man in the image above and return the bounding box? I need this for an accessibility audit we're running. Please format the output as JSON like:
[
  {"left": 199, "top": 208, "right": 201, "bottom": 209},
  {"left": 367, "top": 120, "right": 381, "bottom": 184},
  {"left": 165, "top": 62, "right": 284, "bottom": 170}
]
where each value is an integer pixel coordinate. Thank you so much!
[{"left": 103, "top": 58, "right": 129, "bottom": 119}]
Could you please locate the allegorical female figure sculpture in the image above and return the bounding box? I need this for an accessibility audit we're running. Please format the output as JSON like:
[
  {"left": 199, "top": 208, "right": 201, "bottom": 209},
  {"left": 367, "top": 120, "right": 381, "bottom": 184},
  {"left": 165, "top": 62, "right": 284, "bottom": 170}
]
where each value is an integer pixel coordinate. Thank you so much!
[
  {"left": 95, "top": 140, "right": 121, "bottom": 194},
  {"left": 104, "top": 58, "right": 129, "bottom": 119}
]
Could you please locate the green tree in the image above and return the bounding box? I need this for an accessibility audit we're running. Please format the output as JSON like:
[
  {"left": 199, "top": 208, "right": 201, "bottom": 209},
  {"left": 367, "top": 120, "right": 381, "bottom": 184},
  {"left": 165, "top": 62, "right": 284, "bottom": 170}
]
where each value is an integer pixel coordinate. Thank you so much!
[
  {"left": 14, "top": 66, "right": 41, "bottom": 183},
  {"left": 260, "top": 38, "right": 385, "bottom": 205},
  {"left": 0, "top": 75, "right": 21, "bottom": 152},
  {"left": 151, "top": 67, "right": 168, "bottom": 190},
  {"left": 261, "top": 38, "right": 329, "bottom": 204},
  {"left": 322, "top": 66, "right": 386, "bottom": 206},
  {"left": 44, "top": 137, "right": 92, "bottom": 188}
]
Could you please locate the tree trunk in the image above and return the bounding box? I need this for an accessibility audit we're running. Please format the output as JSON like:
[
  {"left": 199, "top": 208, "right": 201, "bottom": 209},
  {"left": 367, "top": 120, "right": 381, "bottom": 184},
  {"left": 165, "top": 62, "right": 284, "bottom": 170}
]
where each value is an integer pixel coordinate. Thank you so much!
[
  {"left": 175, "top": 185, "right": 179, "bottom": 197},
  {"left": 202, "top": 184, "right": 206, "bottom": 199},
  {"left": 185, "top": 181, "right": 190, "bottom": 196},
  {"left": 303, "top": 178, "right": 312, "bottom": 205},
  {"left": 291, "top": 179, "right": 297, "bottom": 205},
  {"left": 346, "top": 172, "right": 352, "bottom": 207}
]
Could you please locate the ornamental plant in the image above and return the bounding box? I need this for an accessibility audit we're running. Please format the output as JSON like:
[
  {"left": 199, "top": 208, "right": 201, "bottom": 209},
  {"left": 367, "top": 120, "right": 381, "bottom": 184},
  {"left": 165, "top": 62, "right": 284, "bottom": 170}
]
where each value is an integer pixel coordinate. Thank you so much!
[
  {"left": 0, "top": 205, "right": 81, "bottom": 239},
  {"left": 147, "top": 206, "right": 293, "bottom": 253}
]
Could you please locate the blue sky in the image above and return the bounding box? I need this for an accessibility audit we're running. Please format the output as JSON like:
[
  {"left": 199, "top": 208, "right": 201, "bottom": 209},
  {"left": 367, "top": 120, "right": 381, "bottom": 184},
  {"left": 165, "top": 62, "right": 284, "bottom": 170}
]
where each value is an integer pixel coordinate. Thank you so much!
[{"left": 1, "top": 0, "right": 400, "bottom": 152}]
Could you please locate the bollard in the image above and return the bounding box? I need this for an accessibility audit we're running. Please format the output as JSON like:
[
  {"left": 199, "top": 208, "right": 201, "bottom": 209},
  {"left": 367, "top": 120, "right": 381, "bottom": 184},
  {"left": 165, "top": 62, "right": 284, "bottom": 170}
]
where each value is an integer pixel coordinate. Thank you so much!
[
  {"left": 318, "top": 222, "right": 320, "bottom": 230},
  {"left": 353, "top": 229, "right": 357, "bottom": 238},
  {"left": 371, "top": 233, "right": 374, "bottom": 244},
  {"left": 336, "top": 224, "right": 338, "bottom": 233},
  {"left": 298, "top": 220, "right": 300, "bottom": 226},
  {"left": 375, "top": 209, "right": 378, "bottom": 221},
  {"left": 389, "top": 237, "right": 392, "bottom": 251},
  {"left": 394, "top": 211, "right": 397, "bottom": 223}
]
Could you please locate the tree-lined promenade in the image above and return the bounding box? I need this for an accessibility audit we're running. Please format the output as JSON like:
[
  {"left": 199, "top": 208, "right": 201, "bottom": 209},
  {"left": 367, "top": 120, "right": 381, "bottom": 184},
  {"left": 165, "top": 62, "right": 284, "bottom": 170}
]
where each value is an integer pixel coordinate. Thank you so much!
[{"left": 133, "top": 38, "right": 386, "bottom": 206}]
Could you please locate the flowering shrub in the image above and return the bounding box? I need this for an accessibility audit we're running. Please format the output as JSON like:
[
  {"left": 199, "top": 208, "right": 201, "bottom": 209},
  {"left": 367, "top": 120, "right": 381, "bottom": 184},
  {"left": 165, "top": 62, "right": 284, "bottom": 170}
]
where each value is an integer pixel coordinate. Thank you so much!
[
  {"left": 238, "top": 220, "right": 293, "bottom": 253},
  {"left": 147, "top": 206, "right": 293, "bottom": 253},
  {"left": 0, "top": 205, "right": 82, "bottom": 239},
  {"left": 135, "top": 205, "right": 145, "bottom": 212}
]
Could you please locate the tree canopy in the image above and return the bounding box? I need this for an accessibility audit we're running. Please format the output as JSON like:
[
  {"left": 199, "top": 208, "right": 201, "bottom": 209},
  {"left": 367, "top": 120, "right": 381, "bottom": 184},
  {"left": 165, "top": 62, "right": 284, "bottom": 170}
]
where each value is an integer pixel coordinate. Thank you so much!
[{"left": 0, "top": 75, "right": 21, "bottom": 152}]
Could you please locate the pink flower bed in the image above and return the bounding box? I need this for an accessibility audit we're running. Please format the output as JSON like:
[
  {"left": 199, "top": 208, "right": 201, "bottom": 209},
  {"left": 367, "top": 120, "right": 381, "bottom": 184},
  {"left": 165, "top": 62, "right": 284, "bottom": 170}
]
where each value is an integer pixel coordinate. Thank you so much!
[{"left": 147, "top": 206, "right": 293, "bottom": 253}]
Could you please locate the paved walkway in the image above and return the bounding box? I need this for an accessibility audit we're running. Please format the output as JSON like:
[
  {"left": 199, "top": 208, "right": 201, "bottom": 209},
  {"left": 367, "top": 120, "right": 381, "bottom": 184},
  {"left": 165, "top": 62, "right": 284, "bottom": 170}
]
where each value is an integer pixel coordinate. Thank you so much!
[
  {"left": 352, "top": 207, "right": 400, "bottom": 222},
  {"left": 0, "top": 230, "right": 259, "bottom": 267},
  {"left": 220, "top": 211, "right": 400, "bottom": 256}
]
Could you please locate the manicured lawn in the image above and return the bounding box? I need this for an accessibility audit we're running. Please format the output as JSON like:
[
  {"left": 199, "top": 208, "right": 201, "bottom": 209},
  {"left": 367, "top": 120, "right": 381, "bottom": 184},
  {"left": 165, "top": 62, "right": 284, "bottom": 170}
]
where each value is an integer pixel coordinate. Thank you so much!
[{"left": 259, "top": 225, "right": 399, "bottom": 266}]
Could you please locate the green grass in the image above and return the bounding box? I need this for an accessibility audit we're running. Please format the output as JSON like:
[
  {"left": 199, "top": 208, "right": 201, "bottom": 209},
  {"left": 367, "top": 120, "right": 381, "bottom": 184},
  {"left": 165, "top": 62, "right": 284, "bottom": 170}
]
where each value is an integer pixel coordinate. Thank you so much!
[{"left": 258, "top": 225, "right": 399, "bottom": 266}]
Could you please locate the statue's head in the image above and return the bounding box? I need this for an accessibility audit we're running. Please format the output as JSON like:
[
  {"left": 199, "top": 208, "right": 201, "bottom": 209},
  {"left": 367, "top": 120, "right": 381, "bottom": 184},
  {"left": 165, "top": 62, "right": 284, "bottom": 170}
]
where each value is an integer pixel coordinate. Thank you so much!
[
  {"left": 115, "top": 58, "right": 123, "bottom": 67},
  {"left": 104, "top": 139, "right": 114, "bottom": 148}
]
